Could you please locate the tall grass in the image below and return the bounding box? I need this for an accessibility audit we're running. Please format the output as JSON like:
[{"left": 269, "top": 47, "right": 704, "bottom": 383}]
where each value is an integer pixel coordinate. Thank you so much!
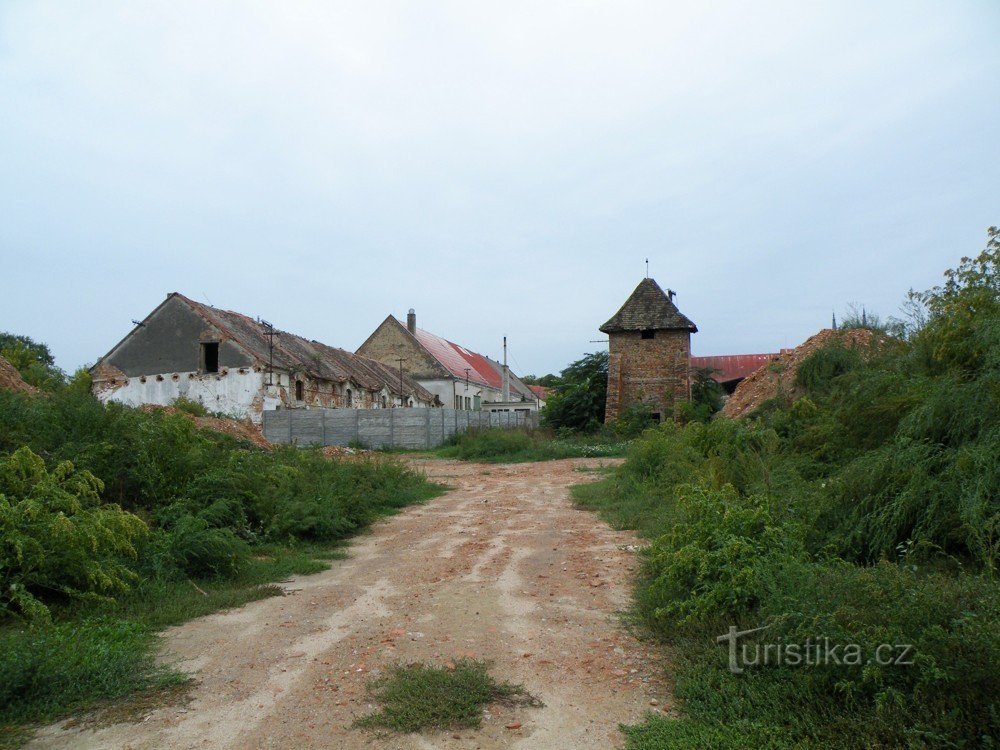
[{"left": 436, "top": 427, "right": 626, "bottom": 463}]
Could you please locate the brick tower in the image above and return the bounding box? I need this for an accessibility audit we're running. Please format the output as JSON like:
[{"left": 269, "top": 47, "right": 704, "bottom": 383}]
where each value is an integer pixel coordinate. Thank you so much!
[{"left": 601, "top": 278, "right": 697, "bottom": 422}]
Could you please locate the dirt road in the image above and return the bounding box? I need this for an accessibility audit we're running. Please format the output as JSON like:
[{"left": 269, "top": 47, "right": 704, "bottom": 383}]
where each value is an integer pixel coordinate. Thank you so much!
[{"left": 29, "top": 458, "right": 669, "bottom": 750}]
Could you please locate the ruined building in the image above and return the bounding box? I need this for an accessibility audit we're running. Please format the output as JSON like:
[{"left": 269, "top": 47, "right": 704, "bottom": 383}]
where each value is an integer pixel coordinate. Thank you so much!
[
  {"left": 601, "top": 278, "right": 698, "bottom": 422},
  {"left": 91, "top": 293, "right": 435, "bottom": 422}
]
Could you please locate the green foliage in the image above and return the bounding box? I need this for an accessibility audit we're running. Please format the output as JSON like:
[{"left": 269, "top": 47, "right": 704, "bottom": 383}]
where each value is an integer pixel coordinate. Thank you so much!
[
  {"left": 612, "top": 402, "right": 658, "bottom": 438},
  {"left": 354, "top": 659, "right": 534, "bottom": 733},
  {"left": 520, "top": 373, "right": 560, "bottom": 387},
  {"left": 0, "top": 448, "right": 147, "bottom": 621},
  {"left": 574, "top": 232, "right": 1000, "bottom": 749},
  {"left": 542, "top": 351, "right": 608, "bottom": 432},
  {"left": 437, "top": 428, "right": 626, "bottom": 462},
  {"left": 0, "top": 377, "right": 443, "bottom": 737},
  {"left": 678, "top": 368, "right": 725, "bottom": 424},
  {"left": 794, "top": 343, "right": 862, "bottom": 394},
  {"left": 0, "top": 333, "right": 64, "bottom": 391},
  {"left": 170, "top": 396, "right": 210, "bottom": 417},
  {"left": 641, "top": 484, "right": 803, "bottom": 630},
  {"left": 0, "top": 619, "right": 180, "bottom": 727}
]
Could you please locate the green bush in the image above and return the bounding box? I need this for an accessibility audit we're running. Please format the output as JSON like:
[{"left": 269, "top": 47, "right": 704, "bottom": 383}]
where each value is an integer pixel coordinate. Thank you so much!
[
  {"left": 0, "top": 448, "right": 147, "bottom": 620},
  {"left": 640, "top": 484, "right": 803, "bottom": 630},
  {"left": 574, "top": 229, "right": 1000, "bottom": 750},
  {"left": 170, "top": 396, "right": 210, "bottom": 417},
  {"left": 794, "top": 343, "right": 862, "bottom": 394}
]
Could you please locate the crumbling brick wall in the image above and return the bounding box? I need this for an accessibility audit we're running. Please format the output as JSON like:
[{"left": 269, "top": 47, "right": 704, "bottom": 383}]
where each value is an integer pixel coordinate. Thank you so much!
[{"left": 605, "top": 330, "right": 691, "bottom": 422}]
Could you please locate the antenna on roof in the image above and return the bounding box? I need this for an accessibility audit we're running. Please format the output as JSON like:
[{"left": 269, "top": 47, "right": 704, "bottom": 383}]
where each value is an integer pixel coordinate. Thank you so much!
[
  {"left": 645, "top": 258, "right": 649, "bottom": 278},
  {"left": 832, "top": 310, "right": 837, "bottom": 330}
]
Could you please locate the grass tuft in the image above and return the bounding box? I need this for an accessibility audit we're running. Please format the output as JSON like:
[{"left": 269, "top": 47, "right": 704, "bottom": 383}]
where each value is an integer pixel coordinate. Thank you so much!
[{"left": 354, "top": 659, "right": 539, "bottom": 733}]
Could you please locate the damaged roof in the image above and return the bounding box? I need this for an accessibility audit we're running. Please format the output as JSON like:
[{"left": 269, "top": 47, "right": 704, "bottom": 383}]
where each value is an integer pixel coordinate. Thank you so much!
[
  {"left": 600, "top": 278, "right": 698, "bottom": 333},
  {"left": 177, "top": 294, "right": 434, "bottom": 401}
]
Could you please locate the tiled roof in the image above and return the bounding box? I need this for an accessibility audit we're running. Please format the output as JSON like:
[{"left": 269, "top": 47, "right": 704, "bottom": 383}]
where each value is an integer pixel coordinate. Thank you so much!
[
  {"left": 175, "top": 294, "right": 434, "bottom": 401},
  {"left": 600, "top": 278, "right": 697, "bottom": 333}
]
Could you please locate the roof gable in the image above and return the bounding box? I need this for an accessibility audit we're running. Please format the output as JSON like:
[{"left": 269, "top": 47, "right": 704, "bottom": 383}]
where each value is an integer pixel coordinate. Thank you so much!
[{"left": 600, "top": 278, "right": 697, "bottom": 333}]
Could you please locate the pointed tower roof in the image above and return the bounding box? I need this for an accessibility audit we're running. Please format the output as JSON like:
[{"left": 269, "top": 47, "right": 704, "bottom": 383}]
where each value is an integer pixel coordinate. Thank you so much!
[{"left": 600, "top": 278, "right": 697, "bottom": 333}]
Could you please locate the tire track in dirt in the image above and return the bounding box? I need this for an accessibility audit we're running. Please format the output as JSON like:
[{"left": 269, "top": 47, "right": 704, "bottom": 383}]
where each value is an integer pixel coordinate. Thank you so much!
[{"left": 27, "top": 458, "right": 669, "bottom": 750}]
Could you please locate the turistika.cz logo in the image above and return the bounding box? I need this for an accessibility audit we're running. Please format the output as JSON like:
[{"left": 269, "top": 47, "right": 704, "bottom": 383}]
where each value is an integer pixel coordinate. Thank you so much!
[{"left": 716, "top": 625, "right": 915, "bottom": 674}]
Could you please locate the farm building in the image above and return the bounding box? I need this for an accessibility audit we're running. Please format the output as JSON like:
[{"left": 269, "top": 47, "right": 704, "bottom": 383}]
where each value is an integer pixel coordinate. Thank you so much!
[
  {"left": 357, "top": 310, "right": 541, "bottom": 414},
  {"left": 601, "top": 278, "right": 698, "bottom": 422},
  {"left": 91, "top": 293, "right": 435, "bottom": 423}
]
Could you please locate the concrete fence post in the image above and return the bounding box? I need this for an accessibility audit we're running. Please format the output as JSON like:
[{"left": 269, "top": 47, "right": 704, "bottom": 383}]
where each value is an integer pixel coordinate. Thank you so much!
[
  {"left": 321, "top": 409, "right": 327, "bottom": 446},
  {"left": 354, "top": 409, "right": 360, "bottom": 444}
]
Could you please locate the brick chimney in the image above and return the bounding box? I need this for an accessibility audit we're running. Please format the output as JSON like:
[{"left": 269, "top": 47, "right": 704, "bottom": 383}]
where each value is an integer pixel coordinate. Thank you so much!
[{"left": 407, "top": 309, "right": 416, "bottom": 334}]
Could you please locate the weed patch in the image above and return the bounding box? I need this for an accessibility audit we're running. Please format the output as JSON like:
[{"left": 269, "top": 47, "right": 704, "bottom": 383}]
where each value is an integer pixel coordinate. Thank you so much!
[{"left": 354, "top": 659, "right": 538, "bottom": 733}]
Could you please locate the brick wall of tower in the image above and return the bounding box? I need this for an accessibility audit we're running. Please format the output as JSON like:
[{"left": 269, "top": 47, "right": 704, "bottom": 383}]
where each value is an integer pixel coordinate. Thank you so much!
[{"left": 604, "top": 330, "right": 692, "bottom": 422}]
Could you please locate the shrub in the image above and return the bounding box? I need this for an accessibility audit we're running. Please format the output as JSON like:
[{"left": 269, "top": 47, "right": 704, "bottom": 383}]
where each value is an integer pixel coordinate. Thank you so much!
[
  {"left": 0, "top": 448, "right": 147, "bottom": 620},
  {"left": 795, "top": 343, "right": 862, "bottom": 394},
  {"left": 639, "top": 484, "right": 804, "bottom": 630},
  {"left": 171, "top": 396, "right": 210, "bottom": 417}
]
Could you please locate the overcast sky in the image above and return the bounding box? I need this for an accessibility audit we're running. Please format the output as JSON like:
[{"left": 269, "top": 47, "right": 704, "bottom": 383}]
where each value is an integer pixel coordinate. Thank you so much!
[{"left": 1, "top": 1, "right": 997, "bottom": 376}]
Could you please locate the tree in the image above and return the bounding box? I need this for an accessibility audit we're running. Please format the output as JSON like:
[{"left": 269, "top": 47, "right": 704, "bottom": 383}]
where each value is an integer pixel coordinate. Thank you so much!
[
  {"left": 0, "top": 332, "right": 64, "bottom": 390},
  {"left": 520, "top": 373, "right": 561, "bottom": 387},
  {"left": 541, "top": 351, "right": 608, "bottom": 432}
]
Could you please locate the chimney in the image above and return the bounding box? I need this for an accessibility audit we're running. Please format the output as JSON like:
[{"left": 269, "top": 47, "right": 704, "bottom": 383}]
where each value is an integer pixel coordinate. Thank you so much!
[{"left": 407, "top": 309, "right": 416, "bottom": 334}]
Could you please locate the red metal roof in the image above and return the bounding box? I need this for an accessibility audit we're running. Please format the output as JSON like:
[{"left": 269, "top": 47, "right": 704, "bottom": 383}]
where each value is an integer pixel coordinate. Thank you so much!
[
  {"left": 527, "top": 385, "right": 551, "bottom": 400},
  {"left": 691, "top": 353, "right": 781, "bottom": 383},
  {"left": 411, "top": 326, "right": 502, "bottom": 390}
]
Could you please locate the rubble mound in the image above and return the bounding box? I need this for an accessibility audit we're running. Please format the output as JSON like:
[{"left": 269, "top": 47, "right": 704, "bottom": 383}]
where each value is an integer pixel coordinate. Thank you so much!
[
  {"left": 322, "top": 445, "right": 370, "bottom": 460},
  {"left": 139, "top": 404, "right": 271, "bottom": 449},
  {"left": 721, "top": 328, "right": 879, "bottom": 419},
  {"left": 0, "top": 355, "right": 37, "bottom": 394}
]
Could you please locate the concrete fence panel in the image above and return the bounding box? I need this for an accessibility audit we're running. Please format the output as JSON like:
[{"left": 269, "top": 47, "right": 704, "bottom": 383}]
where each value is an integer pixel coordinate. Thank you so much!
[{"left": 263, "top": 407, "right": 538, "bottom": 449}]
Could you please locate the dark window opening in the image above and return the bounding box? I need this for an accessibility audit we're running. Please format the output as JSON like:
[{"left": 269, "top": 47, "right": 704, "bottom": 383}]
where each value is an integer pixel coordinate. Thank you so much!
[
  {"left": 641, "top": 330, "right": 655, "bottom": 340},
  {"left": 346, "top": 388, "right": 352, "bottom": 407},
  {"left": 295, "top": 380, "right": 304, "bottom": 401},
  {"left": 201, "top": 342, "right": 219, "bottom": 373}
]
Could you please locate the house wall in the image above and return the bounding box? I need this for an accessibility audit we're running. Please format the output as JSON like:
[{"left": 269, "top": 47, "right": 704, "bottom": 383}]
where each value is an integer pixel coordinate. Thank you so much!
[
  {"left": 96, "top": 368, "right": 268, "bottom": 421},
  {"left": 605, "top": 330, "right": 691, "bottom": 422},
  {"left": 103, "top": 295, "right": 253, "bottom": 376},
  {"left": 357, "top": 318, "right": 448, "bottom": 380},
  {"left": 94, "top": 366, "right": 428, "bottom": 423}
]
